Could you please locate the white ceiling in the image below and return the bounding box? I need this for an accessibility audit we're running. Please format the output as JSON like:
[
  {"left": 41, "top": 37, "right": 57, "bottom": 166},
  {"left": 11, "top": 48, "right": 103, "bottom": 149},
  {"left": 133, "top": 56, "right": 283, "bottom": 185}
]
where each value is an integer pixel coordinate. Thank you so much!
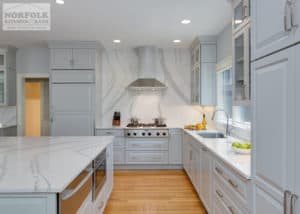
[{"left": 0, "top": 0, "right": 232, "bottom": 48}]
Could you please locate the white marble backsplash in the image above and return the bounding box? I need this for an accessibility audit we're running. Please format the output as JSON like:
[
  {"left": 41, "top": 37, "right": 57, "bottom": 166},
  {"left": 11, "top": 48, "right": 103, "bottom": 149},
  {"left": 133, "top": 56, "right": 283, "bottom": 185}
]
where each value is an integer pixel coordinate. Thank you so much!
[
  {"left": 97, "top": 48, "right": 214, "bottom": 128},
  {"left": 0, "top": 106, "right": 17, "bottom": 128}
]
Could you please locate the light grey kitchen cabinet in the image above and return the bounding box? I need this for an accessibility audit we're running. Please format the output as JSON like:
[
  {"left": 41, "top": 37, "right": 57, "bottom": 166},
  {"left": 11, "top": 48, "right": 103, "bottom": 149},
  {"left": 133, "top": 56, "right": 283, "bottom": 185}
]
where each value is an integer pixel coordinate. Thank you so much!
[
  {"left": 199, "top": 146, "right": 212, "bottom": 213},
  {"left": 252, "top": 46, "right": 296, "bottom": 213},
  {"left": 251, "top": 0, "right": 297, "bottom": 60},
  {"left": 51, "top": 70, "right": 95, "bottom": 83},
  {"left": 95, "top": 129, "right": 125, "bottom": 165},
  {"left": 233, "top": 24, "right": 251, "bottom": 105},
  {"left": 50, "top": 49, "right": 73, "bottom": 70},
  {"left": 50, "top": 48, "right": 95, "bottom": 70},
  {"left": 182, "top": 133, "right": 191, "bottom": 175},
  {"left": 0, "top": 46, "right": 16, "bottom": 106},
  {"left": 168, "top": 129, "right": 182, "bottom": 164},
  {"left": 191, "top": 39, "right": 217, "bottom": 106},
  {"left": 232, "top": 0, "right": 250, "bottom": 34},
  {"left": 51, "top": 84, "right": 94, "bottom": 136},
  {"left": 0, "top": 194, "right": 56, "bottom": 214}
]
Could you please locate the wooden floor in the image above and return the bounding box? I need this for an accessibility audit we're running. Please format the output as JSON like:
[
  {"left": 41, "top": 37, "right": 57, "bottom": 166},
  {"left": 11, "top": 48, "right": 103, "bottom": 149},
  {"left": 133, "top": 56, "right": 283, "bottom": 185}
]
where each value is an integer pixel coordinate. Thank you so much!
[{"left": 104, "top": 170, "right": 207, "bottom": 214}]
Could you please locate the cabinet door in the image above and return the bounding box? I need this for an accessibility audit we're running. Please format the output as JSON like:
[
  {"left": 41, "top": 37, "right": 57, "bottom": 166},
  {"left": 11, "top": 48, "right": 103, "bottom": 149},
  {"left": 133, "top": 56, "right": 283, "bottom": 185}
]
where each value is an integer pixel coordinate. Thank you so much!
[
  {"left": 199, "top": 147, "right": 212, "bottom": 212},
  {"left": 106, "top": 143, "right": 114, "bottom": 196},
  {"left": 72, "top": 49, "right": 95, "bottom": 70},
  {"left": 252, "top": 47, "right": 295, "bottom": 213},
  {"left": 0, "top": 70, "right": 5, "bottom": 105},
  {"left": 182, "top": 134, "right": 190, "bottom": 172},
  {"left": 51, "top": 49, "right": 73, "bottom": 69},
  {"left": 169, "top": 129, "right": 182, "bottom": 164},
  {"left": 200, "top": 63, "right": 216, "bottom": 105},
  {"left": 294, "top": 45, "right": 300, "bottom": 213},
  {"left": 51, "top": 84, "right": 94, "bottom": 136},
  {"left": 251, "top": 0, "right": 294, "bottom": 60},
  {"left": 51, "top": 112, "right": 93, "bottom": 136}
]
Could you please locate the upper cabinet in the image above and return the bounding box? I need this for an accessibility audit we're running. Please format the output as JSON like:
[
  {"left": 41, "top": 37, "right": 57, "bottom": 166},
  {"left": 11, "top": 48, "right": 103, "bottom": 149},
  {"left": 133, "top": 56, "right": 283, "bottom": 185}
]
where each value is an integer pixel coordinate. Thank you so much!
[
  {"left": 50, "top": 48, "right": 95, "bottom": 70},
  {"left": 232, "top": 0, "right": 251, "bottom": 105},
  {"left": 0, "top": 47, "right": 16, "bottom": 106},
  {"left": 191, "top": 38, "right": 217, "bottom": 106},
  {"left": 233, "top": 0, "right": 250, "bottom": 34},
  {"left": 233, "top": 24, "right": 251, "bottom": 104},
  {"left": 251, "top": 0, "right": 300, "bottom": 60}
]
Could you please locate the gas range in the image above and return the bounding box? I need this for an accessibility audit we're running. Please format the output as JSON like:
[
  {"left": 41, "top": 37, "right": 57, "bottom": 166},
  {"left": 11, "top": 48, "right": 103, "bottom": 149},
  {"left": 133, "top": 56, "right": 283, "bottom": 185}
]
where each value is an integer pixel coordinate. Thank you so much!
[{"left": 125, "top": 123, "right": 169, "bottom": 138}]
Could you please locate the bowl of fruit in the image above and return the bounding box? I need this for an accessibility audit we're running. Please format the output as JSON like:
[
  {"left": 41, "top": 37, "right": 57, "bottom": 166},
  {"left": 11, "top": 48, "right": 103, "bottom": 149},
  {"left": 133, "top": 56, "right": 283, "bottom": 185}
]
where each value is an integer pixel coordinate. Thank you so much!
[{"left": 231, "top": 142, "right": 251, "bottom": 154}]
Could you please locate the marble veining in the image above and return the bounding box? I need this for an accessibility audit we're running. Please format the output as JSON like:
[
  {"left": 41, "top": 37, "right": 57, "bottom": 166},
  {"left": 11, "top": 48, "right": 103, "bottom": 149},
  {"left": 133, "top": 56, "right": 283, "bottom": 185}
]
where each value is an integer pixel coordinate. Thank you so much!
[
  {"left": 0, "top": 136, "right": 113, "bottom": 193},
  {"left": 184, "top": 130, "right": 251, "bottom": 179}
]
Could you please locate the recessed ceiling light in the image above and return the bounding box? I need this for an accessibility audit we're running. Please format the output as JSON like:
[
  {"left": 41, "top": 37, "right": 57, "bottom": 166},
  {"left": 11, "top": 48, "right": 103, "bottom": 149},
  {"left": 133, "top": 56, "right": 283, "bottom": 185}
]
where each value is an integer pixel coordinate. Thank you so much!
[
  {"left": 173, "top": 40, "right": 181, "bottom": 43},
  {"left": 56, "top": 0, "right": 64, "bottom": 5},
  {"left": 113, "top": 40, "right": 121, "bottom": 43},
  {"left": 181, "top": 19, "right": 191, "bottom": 24}
]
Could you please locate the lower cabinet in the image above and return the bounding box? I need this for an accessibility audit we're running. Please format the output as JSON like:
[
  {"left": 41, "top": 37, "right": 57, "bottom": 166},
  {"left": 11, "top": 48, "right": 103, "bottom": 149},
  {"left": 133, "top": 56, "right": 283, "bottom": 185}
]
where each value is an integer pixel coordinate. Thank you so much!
[
  {"left": 183, "top": 132, "right": 251, "bottom": 214},
  {"left": 95, "top": 129, "right": 125, "bottom": 165}
]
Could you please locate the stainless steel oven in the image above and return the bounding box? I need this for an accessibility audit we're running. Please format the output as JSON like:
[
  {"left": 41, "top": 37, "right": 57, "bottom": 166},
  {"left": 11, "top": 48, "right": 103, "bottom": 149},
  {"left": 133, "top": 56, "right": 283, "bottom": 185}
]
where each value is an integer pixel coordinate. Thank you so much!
[
  {"left": 59, "top": 163, "right": 93, "bottom": 214},
  {"left": 93, "top": 149, "right": 107, "bottom": 201}
]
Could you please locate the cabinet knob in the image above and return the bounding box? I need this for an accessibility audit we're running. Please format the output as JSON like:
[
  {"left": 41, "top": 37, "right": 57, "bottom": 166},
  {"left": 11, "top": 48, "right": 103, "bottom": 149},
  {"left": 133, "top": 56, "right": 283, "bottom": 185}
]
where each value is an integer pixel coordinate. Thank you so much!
[
  {"left": 228, "top": 179, "right": 238, "bottom": 189},
  {"left": 216, "top": 190, "right": 223, "bottom": 198}
]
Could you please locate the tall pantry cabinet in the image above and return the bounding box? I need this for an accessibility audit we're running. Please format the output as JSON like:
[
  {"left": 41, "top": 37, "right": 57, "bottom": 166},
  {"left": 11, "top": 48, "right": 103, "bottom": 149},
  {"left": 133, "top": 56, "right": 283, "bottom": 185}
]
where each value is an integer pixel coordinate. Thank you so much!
[
  {"left": 48, "top": 42, "right": 100, "bottom": 136},
  {"left": 251, "top": 0, "right": 299, "bottom": 213}
]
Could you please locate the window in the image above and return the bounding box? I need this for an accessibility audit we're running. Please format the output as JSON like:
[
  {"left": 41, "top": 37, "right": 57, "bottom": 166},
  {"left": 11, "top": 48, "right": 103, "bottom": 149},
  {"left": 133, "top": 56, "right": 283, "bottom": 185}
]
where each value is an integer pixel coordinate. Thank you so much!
[{"left": 216, "top": 67, "right": 251, "bottom": 126}]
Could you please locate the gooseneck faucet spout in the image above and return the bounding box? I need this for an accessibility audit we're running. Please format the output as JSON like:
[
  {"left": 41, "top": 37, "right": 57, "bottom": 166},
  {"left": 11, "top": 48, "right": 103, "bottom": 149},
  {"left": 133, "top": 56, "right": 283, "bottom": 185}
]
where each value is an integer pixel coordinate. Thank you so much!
[{"left": 212, "top": 109, "right": 230, "bottom": 136}]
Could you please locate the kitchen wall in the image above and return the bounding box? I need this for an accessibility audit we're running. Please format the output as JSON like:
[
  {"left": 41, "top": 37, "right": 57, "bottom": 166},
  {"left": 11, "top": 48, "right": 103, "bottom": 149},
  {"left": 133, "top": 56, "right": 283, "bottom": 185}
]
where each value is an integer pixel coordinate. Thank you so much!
[{"left": 97, "top": 48, "right": 215, "bottom": 128}]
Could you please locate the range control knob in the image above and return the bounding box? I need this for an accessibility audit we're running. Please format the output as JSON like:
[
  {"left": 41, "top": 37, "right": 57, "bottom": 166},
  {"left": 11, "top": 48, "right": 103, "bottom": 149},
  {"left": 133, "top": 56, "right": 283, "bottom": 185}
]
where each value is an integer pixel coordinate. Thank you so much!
[
  {"left": 133, "top": 132, "right": 137, "bottom": 136},
  {"left": 127, "top": 133, "right": 131, "bottom": 136},
  {"left": 162, "top": 132, "right": 167, "bottom": 136},
  {"left": 142, "top": 132, "right": 146, "bottom": 136},
  {"left": 156, "top": 132, "right": 160, "bottom": 136},
  {"left": 148, "top": 132, "right": 152, "bottom": 136}
]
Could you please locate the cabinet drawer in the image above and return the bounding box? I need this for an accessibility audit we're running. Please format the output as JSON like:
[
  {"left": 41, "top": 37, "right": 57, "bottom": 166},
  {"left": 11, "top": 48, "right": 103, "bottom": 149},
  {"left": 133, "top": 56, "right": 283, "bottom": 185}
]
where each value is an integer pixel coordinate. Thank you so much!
[
  {"left": 51, "top": 70, "right": 94, "bottom": 83},
  {"left": 213, "top": 160, "right": 249, "bottom": 206},
  {"left": 214, "top": 179, "right": 247, "bottom": 214},
  {"left": 113, "top": 149, "right": 125, "bottom": 164},
  {"left": 96, "top": 129, "right": 124, "bottom": 137},
  {"left": 126, "top": 138, "right": 168, "bottom": 150},
  {"left": 125, "top": 151, "right": 168, "bottom": 164}
]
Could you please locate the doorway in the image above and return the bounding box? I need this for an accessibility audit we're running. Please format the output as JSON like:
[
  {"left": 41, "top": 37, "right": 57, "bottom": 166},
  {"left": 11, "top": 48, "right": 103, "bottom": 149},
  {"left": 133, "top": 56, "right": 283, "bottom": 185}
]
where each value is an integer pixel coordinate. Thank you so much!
[{"left": 18, "top": 77, "right": 50, "bottom": 137}]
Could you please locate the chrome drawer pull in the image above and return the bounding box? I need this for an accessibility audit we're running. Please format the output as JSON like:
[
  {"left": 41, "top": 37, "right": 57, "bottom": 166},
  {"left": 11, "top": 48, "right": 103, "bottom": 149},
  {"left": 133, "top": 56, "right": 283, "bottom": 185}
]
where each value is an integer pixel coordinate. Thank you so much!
[
  {"left": 215, "top": 167, "right": 223, "bottom": 175},
  {"left": 216, "top": 190, "right": 223, "bottom": 198},
  {"left": 228, "top": 179, "right": 238, "bottom": 189}
]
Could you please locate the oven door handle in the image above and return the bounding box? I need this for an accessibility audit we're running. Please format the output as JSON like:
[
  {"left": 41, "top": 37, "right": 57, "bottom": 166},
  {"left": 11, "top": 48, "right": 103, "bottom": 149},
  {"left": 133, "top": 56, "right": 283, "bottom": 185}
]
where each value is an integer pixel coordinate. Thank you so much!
[{"left": 61, "top": 170, "right": 93, "bottom": 201}]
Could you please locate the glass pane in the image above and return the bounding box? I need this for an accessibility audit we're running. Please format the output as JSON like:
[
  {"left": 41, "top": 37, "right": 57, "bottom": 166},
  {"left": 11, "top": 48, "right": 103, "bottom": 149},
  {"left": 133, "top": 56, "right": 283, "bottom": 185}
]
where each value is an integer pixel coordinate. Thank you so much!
[
  {"left": 0, "top": 71, "right": 4, "bottom": 103},
  {"left": 0, "top": 55, "right": 4, "bottom": 66},
  {"left": 234, "top": 33, "right": 245, "bottom": 100},
  {"left": 233, "top": 105, "right": 251, "bottom": 123},
  {"left": 234, "top": 1, "right": 244, "bottom": 29},
  {"left": 217, "top": 69, "right": 233, "bottom": 120}
]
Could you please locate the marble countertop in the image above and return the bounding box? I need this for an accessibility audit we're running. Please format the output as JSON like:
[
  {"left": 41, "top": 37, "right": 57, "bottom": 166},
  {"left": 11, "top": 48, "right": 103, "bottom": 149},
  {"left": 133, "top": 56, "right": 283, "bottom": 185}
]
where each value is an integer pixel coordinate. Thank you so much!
[
  {"left": 0, "top": 136, "right": 113, "bottom": 193},
  {"left": 184, "top": 130, "right": 251, "bottom": 179}
]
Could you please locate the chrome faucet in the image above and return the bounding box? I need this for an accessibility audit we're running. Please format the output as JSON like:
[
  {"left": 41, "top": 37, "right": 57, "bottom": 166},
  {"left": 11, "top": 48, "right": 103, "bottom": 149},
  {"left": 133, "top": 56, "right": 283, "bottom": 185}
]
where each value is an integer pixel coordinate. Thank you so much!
[{"left": 212, "top": 109, "right": 230, "bottom": 136}]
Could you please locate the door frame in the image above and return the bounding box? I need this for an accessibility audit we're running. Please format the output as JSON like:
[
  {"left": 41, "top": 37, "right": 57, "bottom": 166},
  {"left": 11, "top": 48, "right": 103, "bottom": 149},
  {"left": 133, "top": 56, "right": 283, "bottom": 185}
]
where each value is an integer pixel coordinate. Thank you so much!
[{"left": 17, "top": 73, "right": 50, "bottom": 136}]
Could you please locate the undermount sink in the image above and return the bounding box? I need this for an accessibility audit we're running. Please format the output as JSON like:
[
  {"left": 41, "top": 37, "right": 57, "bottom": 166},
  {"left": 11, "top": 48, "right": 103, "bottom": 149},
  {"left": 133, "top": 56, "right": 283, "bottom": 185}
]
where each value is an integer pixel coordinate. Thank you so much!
[{"left": 197, "top": 132, "right": 226, "bottom": 139}]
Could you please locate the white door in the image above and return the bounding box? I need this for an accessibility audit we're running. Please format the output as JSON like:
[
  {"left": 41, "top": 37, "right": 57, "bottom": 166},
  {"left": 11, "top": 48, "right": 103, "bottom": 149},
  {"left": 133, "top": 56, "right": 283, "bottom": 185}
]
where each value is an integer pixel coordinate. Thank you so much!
[
  {"left": 51, "top": 84, "right": 94, "bottom": 136},
  {"left": 252, "top": 47, "right": 295, "bottom": 213},
  {"left": 169, "top": 129, "right": 182, "bottom": 164},
  {"left": 72, "top": 49, "right": 95, "bottom": 70},
  {"left": 51, "top": 49, "right": 73, "bottom": 69},
  {"left": 251, "top": 0, "right": 294, "bottom": 60},
  {"left": 199, "top": 147, "right": 212, "bottom": 212}
]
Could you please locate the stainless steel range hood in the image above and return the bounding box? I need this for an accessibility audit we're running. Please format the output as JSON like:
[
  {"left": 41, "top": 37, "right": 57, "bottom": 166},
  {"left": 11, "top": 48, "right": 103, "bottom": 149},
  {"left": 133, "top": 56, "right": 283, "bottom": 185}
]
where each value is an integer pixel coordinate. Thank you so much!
[{"left": 128, "top": 46, "right": 167, "bottom": 90}]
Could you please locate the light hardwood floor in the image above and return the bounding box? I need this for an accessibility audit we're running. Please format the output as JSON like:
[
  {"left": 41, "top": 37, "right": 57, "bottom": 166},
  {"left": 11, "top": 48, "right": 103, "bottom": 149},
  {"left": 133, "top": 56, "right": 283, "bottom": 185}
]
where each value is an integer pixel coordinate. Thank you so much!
[{"left": 104, "top": 170, "right": 207, "bottom": 214}]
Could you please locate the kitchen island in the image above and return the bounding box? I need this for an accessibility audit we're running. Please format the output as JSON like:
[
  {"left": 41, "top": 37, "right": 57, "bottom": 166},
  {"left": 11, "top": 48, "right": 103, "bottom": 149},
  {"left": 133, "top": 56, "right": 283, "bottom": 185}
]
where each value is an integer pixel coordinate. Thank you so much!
[{"left": 0, "top": 136, "right": 114, "bottom": 214}]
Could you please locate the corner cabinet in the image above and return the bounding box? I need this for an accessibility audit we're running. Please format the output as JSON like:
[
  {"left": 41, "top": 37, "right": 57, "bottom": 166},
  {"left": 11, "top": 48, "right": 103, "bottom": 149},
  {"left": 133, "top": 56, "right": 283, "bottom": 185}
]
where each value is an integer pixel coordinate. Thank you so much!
[{"left": 191, "top": 39, "right": 217, "bottom": 106}]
